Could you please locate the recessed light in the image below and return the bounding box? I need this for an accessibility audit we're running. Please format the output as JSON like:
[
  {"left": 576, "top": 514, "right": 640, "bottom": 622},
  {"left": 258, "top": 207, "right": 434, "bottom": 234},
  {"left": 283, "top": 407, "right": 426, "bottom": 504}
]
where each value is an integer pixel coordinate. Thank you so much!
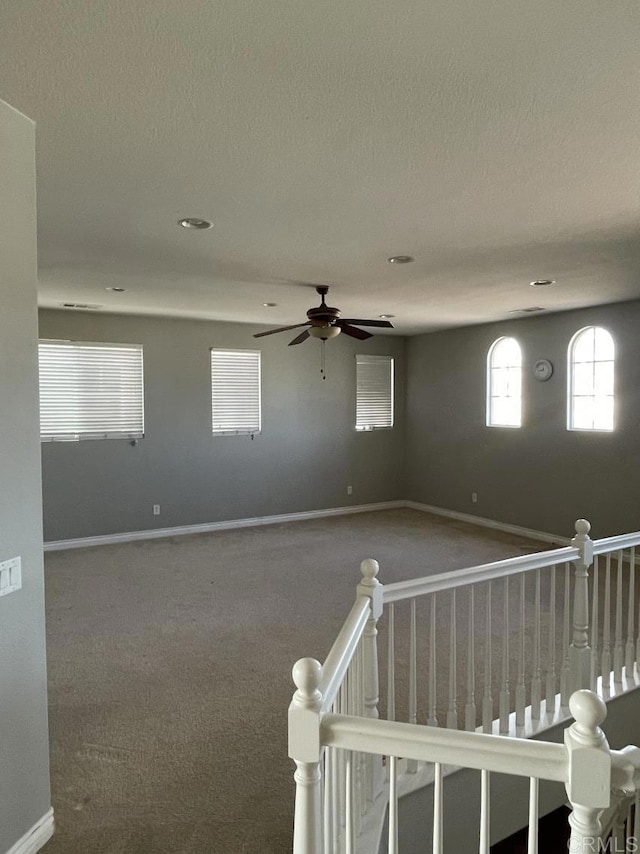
[
  {"left": 509, "top": 306, "right": 545, "bottom": 314},
  {"left": 263, "top": 302, "right": 277, "bottom": 307},
  {"left": 379, "top": 314, "right": 395, "bottom": 319},
  {"left": 530, "top": 279, "right": 555, "bottom": 287},
  {"left": 106, "top": 287, "right": 126, "bottom": 292},
  {"left": 177, "top": 217, "right": 213, "bottom": 230},
  {"left": 388, "top": 255, "right": 414, "bottom": 264}
]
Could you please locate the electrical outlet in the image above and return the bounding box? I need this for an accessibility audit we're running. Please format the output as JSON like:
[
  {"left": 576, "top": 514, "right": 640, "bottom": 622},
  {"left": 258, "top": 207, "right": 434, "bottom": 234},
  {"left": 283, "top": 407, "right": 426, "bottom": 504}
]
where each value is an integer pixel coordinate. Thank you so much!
[
  {"left": 347, "top": 485, "right": 353, "bottom": 496},
  {"left": 153, "top": 505, "right": 161, "bottom": 516},
  {"left": 471, "top": 492, "right": 478, "bottom": 504},
  {"left": 0, "top": 557, "right": 21, "bottom": 597}
]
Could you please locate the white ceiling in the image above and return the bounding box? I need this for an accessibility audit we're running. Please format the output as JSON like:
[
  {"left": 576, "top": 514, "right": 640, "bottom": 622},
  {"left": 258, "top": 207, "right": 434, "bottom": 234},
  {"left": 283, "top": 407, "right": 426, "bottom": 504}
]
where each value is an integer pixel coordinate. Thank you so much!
[{"left": 1, "top": 0, "right": 639, "bottom": 335}]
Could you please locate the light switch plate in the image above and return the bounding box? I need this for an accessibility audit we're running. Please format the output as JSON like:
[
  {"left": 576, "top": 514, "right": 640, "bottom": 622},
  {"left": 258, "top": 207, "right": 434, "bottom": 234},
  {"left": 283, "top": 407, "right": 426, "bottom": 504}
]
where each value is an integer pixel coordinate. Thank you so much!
[{"left": 0, "top": 557, "right": 21, "bottom": 597}]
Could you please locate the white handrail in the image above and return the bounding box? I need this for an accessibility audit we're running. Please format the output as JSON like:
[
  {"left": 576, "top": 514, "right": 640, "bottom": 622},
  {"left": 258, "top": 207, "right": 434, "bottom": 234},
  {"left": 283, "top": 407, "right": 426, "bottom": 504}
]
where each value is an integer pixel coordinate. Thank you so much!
[
  {"left": 383, "top": 545, "right": 578, "bottom": 603},
  {"left": 594, "top": 532, "right": 640, "bottom": 555},
  {"left": 321, "top": 714, "right": 568, "bottom": 782},
  {"left": 319, "top": 597, "right": 370, "bottom": 711}
]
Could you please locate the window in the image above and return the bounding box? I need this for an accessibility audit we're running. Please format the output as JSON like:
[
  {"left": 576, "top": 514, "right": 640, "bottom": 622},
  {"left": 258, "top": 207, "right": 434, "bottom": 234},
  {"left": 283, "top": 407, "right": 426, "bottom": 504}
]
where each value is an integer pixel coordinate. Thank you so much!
[
  {"left": 487, "top": 337, "right": 522, "bottom": 427},
  {"left": 568, "top": 326, "right": 614, "bottom": 431},
  {"left": 211, "top": 349, "right": 261, "bottom": 435},
  {"left": 356, "top": 354, "right": 394, "bottom": 430},
  {"left": 38, "top": 340, "right": 144, "bottom": 441}
]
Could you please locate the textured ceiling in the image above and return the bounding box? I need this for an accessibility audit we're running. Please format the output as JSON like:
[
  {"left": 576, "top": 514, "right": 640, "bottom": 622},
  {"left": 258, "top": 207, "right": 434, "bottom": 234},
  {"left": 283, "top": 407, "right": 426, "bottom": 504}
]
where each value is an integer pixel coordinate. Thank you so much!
[{"left": 1, "top": 0, "right": 639, "bottom": 335}]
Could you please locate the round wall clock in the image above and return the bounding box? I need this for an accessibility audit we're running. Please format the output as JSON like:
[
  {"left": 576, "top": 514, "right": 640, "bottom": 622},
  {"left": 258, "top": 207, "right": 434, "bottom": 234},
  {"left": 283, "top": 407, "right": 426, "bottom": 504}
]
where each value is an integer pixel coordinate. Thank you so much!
[{"left": 533, "top": 359, "right": 553, "bottom": 381}]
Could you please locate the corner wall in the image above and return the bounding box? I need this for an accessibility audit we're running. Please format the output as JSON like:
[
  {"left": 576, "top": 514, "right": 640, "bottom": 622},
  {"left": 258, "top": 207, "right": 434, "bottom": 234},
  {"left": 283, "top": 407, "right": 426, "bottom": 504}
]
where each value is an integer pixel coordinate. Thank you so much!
[
  {"left": 38, "top": 310, "right": 406, "bottom": 541},
  {"left": 0, "top": 102, "right": 51, "bottom": 851},
  {"left": 405, "top": 300, "right": 640, "bottom": 538}
]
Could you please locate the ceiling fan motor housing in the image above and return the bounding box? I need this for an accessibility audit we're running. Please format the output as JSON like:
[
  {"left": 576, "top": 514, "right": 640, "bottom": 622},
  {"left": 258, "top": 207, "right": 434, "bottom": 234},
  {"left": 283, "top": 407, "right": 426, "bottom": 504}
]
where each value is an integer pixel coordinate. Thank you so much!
[{"left": 307, "top": 304, "right": 340, "bottom": 327}]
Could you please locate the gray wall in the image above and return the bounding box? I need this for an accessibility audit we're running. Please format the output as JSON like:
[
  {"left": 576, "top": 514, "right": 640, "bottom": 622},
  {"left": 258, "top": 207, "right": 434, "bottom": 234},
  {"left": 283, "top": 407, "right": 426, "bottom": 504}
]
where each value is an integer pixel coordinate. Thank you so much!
[
  {"left": 0, "top": 102, "right": 51, "bottom": 849},
  {"left": 406, "top": 300, "right": 640, "bottom": 538},
  {"left": 38, "top": 310, "right": 406, "bottom": 541}
]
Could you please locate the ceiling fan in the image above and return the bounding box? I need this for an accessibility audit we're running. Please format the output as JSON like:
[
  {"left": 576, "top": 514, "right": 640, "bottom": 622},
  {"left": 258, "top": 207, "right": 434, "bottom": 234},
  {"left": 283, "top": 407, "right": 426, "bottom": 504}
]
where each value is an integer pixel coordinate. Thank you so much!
[{"left": 253, "top": 286, "right": 394, "bottom": 346}]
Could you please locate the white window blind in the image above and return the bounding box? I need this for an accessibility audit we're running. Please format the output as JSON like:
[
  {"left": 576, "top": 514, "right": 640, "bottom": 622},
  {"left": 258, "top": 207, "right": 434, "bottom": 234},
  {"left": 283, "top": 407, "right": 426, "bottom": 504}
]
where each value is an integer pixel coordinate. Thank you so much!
[
  {"left": 211, "top": 349, "right": 261, "bottom": 435},
  {"left": 356, "top": 354, "right": 394, "bottom": 430},
  {"left": 39, "top": 340, "right": 144, "bottom": 441}
]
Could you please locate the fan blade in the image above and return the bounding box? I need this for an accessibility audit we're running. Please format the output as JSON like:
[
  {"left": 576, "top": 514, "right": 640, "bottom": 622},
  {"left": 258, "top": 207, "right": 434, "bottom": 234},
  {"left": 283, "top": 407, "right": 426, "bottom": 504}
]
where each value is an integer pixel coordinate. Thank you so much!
[
  {"left": 253, "top": 323, "right": 310, "bottom": 338},
  {"left": 339, "top": 318, "right": 394, "bottom": 328},
  {"left": 288, "top": 330, "right": 310, "bottom": 346},
  {"left": 340, "top": 324, "right": 373, "bottom": 340}
]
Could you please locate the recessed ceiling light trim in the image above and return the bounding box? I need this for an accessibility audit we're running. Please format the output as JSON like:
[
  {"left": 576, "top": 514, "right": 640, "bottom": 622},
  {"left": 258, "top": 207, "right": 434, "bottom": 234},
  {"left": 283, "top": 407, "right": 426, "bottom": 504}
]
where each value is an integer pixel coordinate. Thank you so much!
[
  {"left": 379, "top": 314, "right": 395, "bottom": 319},
  {"left": 177, "top": 217, "right": 213, "bottom": 230},
  {"left": 509, "top": 306, "right": 546, "bottom": 314},
  {"left": 530, "top": 279, "right": 555, "bottom": 287},
  {"left": 388, "top": 255, "right": 414, "bottom": 264},
  {"left": 263, "top": 302, "right": 277, "bottom": 307},
  {"left": 106, "top": 287, "right": 126, "bottom": 292}
]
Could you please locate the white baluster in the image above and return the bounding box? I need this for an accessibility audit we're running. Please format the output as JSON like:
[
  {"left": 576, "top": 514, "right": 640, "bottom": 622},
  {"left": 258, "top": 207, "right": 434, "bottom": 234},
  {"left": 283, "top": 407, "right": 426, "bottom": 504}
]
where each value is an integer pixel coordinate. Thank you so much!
[
  {"left": 571, "top": 519, "right": 593, "bottom": 693},
  {"left": 531, "top": 572, "right": 542, "bottom": 721},
  {"left": 625, "top": 547, "right": 636, "bottom": 679},
  {"left": 465, "top": 585, "right": 476, "bottom": 731},
  {"left": 290, "top": 658, "right": 324, "bottom": 854},
  {"left": 528, "top": 777, "right": 539, "bottom": 854},
  {"left": 479, "top": 770, "right": 490, "bottom": 854},
  {"left": 331, "top": 738, "right": 339, "bottom": 853},
  {"left": 565, "top": 691, "right": 612, "bottom": 854},
  {"left": 590, "top": 556, "right": 600, "bottom": 692},
  {"left": 323, "top": 748, "right": 332, "bottom": 854},
  {"left": 447, "top": 588, "right": 458, "bottom": 729},
  {"left": 357, "top": 559, "right": 383, "bottom": 803},
  {"left": 546, "top": 565, "right": 557, "bottom": 716},
  {"left": 345, "top": 751, "right": 354, "bottom": 854},
  {"left": 433, "top": 762, "right": 443, "bottom": 854},
  {"left": 428, "top": 594, "right": 438, "bottom": 727},
  {"left": 636, "top": 564, "right": 640, "bottom": 671},
  {"left": 337, "top": 683, "right": 346, "bottom": 830},
  {"left": 602, "top": 553, "right": 612, "bottom": 693},
  {"left": 500, "top": 576, "right": 510, "bottom": 733},
  {"left": 482, "top": 581, "right": 493, "bottom": 733},
  {"left": 387, "top": 604, "right": 395, "bottom": 722},
  {"left": 633, "top": 789, "right": 640, "bottom": 844},
  {"left": 388, "top": 756, "right": 398, "bottom": 854},
  {"left": 516, "top": 574, "right": 526, "bottom": 727},
  {"left": 561, "top": 564, "right": 571, "bottom": 707},
  {"left": 408, "top": 598, "right": 418, "bottom": 773},
  {"left": 614, "top": 550, "right": 624, "bottom": 686},
  {"left": 353, "top": 648, "right": 363, "bottom": 832}
]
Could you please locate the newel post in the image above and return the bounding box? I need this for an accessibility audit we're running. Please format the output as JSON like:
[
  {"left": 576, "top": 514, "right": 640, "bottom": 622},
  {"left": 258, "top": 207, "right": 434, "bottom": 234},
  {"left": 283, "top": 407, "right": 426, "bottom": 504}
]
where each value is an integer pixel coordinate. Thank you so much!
[
  {"left": 289, "top": 658, "right": 323, "bottom": 854},
  {"left": 565, "top": 690, "right": 611, "bottom": 854},
  {"left": 357, "top": 558, "right": 384, "bottom": 803},
  {"left": 570, "top": 519, "right": 594, "bottom": 693}
]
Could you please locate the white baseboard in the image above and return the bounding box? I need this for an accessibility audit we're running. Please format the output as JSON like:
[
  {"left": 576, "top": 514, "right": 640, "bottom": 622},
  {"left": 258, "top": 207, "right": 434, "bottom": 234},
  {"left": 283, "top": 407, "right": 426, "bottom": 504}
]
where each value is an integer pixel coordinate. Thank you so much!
[
  {"left": 405, "top": 500, "right": 570, "bottom": 546},
  {"left": 5, "top": 809, "right": 54, "bottom": 854},
  {"left": 44, "top": 500, "right": 406, "bottom": 551}
]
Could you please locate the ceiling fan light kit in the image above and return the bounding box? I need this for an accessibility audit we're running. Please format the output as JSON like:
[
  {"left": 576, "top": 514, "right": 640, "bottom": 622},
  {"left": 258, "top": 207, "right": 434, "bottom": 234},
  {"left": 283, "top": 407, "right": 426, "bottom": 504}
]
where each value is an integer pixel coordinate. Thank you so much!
[{"left": 309, "top": 326, "right": 341, "bottom": 339}]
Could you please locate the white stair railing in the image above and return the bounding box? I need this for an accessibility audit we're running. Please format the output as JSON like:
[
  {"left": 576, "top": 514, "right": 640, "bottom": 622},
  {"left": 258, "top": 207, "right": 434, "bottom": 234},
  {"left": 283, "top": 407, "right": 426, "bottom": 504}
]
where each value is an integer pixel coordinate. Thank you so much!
[
  {"left": 292, "top": 679, "right": 640, "bottom": 854},
  {"left": 289, "top": 519, "right": 640, "bottom": 853}
]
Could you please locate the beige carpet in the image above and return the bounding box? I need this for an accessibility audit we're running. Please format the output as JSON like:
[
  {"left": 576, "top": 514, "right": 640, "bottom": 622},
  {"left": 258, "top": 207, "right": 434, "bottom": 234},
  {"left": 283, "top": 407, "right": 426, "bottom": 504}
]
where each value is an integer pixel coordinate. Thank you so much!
[{"left": 42, "top": 508, "right": 545, "bottom": 854}]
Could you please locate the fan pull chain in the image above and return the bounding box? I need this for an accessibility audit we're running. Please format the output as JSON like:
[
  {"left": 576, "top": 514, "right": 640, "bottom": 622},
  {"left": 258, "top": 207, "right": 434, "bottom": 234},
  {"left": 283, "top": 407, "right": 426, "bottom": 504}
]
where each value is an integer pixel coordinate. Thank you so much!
[{"left": 321, "top": 338, "right": 327, "bottom": 379}]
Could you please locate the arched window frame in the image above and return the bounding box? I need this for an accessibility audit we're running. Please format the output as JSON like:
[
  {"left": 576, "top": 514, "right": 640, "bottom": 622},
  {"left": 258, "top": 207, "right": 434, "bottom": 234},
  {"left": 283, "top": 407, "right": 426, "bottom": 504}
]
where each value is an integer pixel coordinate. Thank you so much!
[
  {"left": 486, "top": 336, "right": 522, "bottom": 428},
  {"left": 567, "top": 326, "right": 615, "bottom": 432}
]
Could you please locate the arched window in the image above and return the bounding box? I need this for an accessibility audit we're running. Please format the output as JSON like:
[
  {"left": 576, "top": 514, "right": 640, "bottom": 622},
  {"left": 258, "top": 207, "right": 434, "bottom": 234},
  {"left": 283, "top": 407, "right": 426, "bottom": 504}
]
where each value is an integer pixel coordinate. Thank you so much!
[
  {"left": 568, "top": 326, "right": 615, "bottom": 431},
  {"left": 487, "top": 337, "right": 522, "bottom": 427}
]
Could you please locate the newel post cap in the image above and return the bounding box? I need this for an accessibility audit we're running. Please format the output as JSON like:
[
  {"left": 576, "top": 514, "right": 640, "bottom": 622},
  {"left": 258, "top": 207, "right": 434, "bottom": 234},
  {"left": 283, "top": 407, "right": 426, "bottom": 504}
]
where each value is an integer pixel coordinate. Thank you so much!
[
  {"left": 569, "top": 690, "right": 607, "bottom": 738},
  {"left": 574, "top": 519, "right": 591, "bottom": 538},
  {"left": 360, "top": 558, "right": 380, "bottom": 585},
  {"left": 292, "top": 658, "right": 323, "bottom": 709}
]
